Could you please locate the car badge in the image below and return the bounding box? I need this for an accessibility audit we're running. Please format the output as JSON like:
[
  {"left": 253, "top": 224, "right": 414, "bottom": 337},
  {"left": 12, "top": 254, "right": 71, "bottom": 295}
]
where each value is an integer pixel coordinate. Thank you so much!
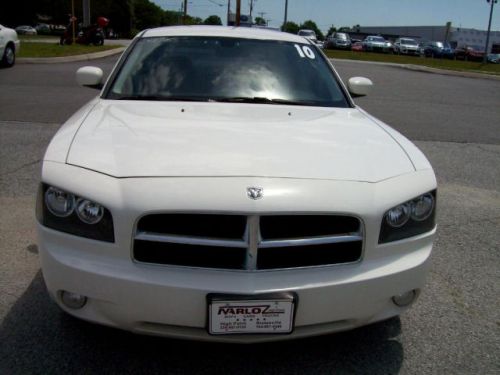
[{"left": 247, "top": 187, "right": 263, "bottom": 200}]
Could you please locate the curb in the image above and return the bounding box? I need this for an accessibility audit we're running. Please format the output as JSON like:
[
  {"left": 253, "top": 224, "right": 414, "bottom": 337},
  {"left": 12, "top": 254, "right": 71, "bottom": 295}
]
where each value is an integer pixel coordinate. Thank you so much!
[
  {"left": 17, "top": 47, "right": 125, "bottom": 64},
  {"left": 402, "top": 64, "right": 500, "bottom": 81},
  {"left": 330, "top": 58, "right": 500, "bottom": 81}
]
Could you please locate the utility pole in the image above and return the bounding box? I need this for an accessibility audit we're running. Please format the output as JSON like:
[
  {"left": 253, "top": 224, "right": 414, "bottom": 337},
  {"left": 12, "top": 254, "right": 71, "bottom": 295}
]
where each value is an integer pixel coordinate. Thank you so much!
[
  {"left": 484, "top": 0, "right": 497, "bottom": 63},
  {"left": 283, "top": 0, "right": 288, "bottom": 30},
  {"left": 82, "top": 0, "right": 90, "bottom": 27},
  {"left": 236, "top": 0, "right": 241, "bottom": 26},
  {"left": 183, "top": 0, "right": 188, "bottom": 25},
  {"left": 249, "top": 0, "right": 254, "bottom": 20},
  {"left": 71, "top": 0, "right": 76, "bottom": 44},
  {"left": 227, "top": 0, "right": 231, "bottom": 25}
]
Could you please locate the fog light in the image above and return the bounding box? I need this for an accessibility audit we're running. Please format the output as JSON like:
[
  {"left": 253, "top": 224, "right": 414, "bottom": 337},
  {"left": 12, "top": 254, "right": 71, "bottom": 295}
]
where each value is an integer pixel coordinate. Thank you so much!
[
  {"left": 392, "top": 290, "right": 417, "bottom": 307},
  {"left": 61, "top": 291, "right": 87, "bottom": 309}
]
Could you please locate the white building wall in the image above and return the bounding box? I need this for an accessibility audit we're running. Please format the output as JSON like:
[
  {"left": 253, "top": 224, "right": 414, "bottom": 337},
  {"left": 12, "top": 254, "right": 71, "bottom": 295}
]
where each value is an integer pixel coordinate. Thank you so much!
[{"left": 450, "top": 28, "right": 500, "bottom": 52}]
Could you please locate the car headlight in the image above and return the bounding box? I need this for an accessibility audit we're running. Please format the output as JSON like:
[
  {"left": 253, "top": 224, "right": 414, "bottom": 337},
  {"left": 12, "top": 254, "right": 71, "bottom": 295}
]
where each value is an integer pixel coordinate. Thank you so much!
[
  {"left": 379, "top": 190, "right": 436, "bottom": 244},
  {"left": 76, "top": 198, "right": 105, "bottom": 224},
  {"left": 37, "top": 184, "right": 114, "bottom": 242},
  {"left": 45, "top": 187, "right": 75, "bottom": 217}
]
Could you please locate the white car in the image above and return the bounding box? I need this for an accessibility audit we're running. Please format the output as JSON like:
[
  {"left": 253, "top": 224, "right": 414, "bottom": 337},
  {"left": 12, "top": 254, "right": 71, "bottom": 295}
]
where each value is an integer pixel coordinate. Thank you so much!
[
  {"left": 15, "top": 25, "right": 37, "bottom": 35},
  {"left": 0, "top": 24, "right": 20, "bottom": 67},
  {"left": 298, "top": 29, "right": 317, "bottom": 42},
  {"left": 393, "top": 38, "right": 419, "bottom": 55},
  {"left": 37, "top": 26, "right": 437, "bottom": 343}
]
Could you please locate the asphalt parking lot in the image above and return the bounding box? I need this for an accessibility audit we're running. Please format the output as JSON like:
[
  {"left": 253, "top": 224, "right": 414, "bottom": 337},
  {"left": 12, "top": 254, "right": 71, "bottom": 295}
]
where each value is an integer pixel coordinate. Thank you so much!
[{"left": 0, "top": 56, "right": 499, "bottom": 374}]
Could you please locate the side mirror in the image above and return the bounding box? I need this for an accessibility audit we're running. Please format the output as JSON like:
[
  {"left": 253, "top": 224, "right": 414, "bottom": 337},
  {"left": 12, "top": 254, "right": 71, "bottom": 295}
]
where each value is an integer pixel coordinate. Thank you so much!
[
  {"left": 76, "top": 66, "right": 104, "bottom": 89},
  {"left": 347, "top": 77, "right": 373, "bottom": 97}
]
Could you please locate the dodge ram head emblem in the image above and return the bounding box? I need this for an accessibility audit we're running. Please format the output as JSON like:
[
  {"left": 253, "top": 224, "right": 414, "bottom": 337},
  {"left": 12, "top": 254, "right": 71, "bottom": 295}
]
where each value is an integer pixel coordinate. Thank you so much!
[{"left": 247, "top": 187, "right": 263, "bottom": 200}]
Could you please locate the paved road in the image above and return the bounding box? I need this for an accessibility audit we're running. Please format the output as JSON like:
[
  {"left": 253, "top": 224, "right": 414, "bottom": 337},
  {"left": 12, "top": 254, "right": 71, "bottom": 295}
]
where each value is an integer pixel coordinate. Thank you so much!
[{"left": 0, "top": 58, "right": 499, "bottom": 374}]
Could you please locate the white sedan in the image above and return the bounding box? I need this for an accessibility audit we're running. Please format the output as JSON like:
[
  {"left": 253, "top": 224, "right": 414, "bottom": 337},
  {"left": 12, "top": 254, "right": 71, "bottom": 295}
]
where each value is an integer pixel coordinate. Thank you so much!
[
  {"left": 0, "top": 24, "right": 20, "bottom": 67},
  {"left": 37, "top": 26, "right": 436, "bottom": 342}
]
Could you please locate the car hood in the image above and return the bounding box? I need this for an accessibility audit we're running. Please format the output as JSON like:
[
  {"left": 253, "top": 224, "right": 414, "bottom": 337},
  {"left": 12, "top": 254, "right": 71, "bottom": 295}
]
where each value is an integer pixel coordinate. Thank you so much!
[{"left": 66, "top": 100, "right": 415, "bottom": 182}]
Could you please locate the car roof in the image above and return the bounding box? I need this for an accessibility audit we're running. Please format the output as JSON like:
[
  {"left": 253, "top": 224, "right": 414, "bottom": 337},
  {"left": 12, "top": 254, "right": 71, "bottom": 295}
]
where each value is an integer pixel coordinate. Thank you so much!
[{"left": 142, "top": 26, "right": 311, "bottom": 44}]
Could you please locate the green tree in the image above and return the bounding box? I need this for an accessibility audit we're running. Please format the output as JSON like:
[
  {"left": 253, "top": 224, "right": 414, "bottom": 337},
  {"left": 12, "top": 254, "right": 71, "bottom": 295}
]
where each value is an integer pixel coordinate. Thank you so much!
[
  {"left": 299, "top": 20, "right": 324, "bottom": 40},
  {"left": 281, "top": 21, "right": 299, "bottom": 34},
  {"left": 203, "top": 15, "right": 222, "bottom": 25},
  {"left": 133, "top": 0, "right": 163, "bottom": 31},
  {"left": 254, "top": 16, "right": 266, "bottom": 26},
  {"left": 184, "top": 15, "right": 202, "bottom": 25},
  {"left": 338, "top": 26, "right": 351, "bottom": 32},
  {"left": 327, "top": 25, "right": 337, "bottom": 37}
]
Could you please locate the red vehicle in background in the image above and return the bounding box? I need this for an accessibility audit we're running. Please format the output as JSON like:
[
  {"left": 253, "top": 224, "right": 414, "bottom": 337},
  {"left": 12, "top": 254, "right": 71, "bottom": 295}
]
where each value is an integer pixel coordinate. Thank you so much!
[
  {"left": 454, "top": 44, "right": 485, "bottom": 61},
  {"left": 351, "top": 41, "right": 364, "bottom": 52},
  {"left": 60, "top": 17, "right": 109, "bottom": 46}
]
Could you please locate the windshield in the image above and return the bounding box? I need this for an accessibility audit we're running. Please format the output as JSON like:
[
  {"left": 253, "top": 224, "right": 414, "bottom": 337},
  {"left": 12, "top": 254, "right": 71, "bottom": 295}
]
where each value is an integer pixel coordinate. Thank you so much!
[
  {"left": 298, "top": 30, "right": 316, "bottom": 37},
  {"left": 370, "top": 37, "right": 385, "bottom": 42},
  {"left": 401, "top": 39, "right": 417, "bottom": 45},
  {"left": 336, "top": 33, "right": 348, "bottom": 40},
  {"left": 106, "top": 36, "right": 349, "bottom": 107}
]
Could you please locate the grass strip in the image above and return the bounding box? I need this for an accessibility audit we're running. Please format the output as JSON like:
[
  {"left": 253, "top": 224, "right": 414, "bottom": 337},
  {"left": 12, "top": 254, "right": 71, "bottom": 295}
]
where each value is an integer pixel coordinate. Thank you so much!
[
  {"left": 18, "top": 42, "right": 121, "bottom": 58},
  {"left": 324, "top": 49, "right": 500, "bottom": 76}
]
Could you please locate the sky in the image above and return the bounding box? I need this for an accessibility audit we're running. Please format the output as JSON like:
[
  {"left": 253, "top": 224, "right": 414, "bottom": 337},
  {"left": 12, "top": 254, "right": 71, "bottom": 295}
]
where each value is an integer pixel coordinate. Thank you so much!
[{"left": 152, "top": 0, "right": 500, "bottom": 34}]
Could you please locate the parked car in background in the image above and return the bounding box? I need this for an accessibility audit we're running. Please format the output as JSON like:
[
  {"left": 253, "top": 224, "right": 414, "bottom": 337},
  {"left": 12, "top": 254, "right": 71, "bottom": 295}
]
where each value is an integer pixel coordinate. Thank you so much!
[
  {"left": 363, "top": 35, "right": 392, "bottom": 53},
  {"left": 420, "top": 41, "right": 454, "bottom": 59},
  {"left": 37, "top": 26, "right": 437, "bottom": 343},
  {"left": 297, "top": 29, "right": 317, "bottom": 43},
  {"left": 351, "top": 41, "right": 364, "bottom": 52},
  {"left": 15, "top": 25, "right": 37, "bottom": 35},
  {"left": 35, "top": 23, "right": 51, "bottom": 35},
  {"left": 454, "top": 44, "right": 485, "bottom": 61},
  {"left": 324, "top": 32, "right": 351, "bottom": 50},
  {"left": 393, "top": 38, "right": 419, "bottom": 55},
  {"left": 0, "top": 24, "right": 20, "bottom": 67},
  {"left": 487, "top": 53, "right": 500, "bottom": 64}
]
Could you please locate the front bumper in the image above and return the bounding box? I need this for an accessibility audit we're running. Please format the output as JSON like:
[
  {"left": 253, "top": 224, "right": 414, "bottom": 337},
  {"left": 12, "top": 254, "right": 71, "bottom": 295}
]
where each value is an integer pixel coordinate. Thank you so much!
[
  {"left": 400, "top": 47, "right": 419, "bottom": 55},
  {"left": 38, "top": 162, "right": 436, "bottom": 342},
  {"left": 39, "top": 223, "right": 433, "bottom": 343}
]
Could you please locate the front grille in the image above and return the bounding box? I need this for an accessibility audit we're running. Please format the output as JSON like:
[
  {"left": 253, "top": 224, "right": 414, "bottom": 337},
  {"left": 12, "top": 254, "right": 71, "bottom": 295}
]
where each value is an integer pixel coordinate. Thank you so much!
[
  {"left": 133, "top": 214, "right": 363, "bottom": 270},
  {"left": 134, "top": 240, "right": 246, "bottom": 269},
  {"left": 137, "top": 214, "right": 246, "bottom": 239}
]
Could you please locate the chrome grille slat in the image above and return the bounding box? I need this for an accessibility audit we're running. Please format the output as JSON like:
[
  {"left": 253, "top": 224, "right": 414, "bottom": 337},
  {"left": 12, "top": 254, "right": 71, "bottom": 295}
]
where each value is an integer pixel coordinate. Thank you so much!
[
  {"left": 259, "top": 233, "right": 363, "bottom": 248},
  {"left": 135, "top": 231, "right": 248, "bottom": 248}
]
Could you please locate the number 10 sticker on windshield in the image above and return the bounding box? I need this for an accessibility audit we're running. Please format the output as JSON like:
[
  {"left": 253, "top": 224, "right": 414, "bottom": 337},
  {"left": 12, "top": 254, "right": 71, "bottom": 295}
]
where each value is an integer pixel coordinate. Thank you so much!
[{"left": 295, "top": 44, "right": 316, "bottom": 59}]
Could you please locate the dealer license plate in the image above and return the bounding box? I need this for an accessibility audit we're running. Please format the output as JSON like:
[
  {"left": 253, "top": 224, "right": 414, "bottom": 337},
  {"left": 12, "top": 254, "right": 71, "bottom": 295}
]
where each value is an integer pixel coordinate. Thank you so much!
[{"left": 208, "top": 294, "right": 295, "bottom": 335}]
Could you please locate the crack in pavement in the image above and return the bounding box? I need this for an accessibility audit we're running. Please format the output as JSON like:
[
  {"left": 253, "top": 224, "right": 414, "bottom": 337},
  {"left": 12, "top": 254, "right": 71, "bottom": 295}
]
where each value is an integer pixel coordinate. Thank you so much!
[{"left": 0, "top": 159, "right": 41, "bottom": 177}]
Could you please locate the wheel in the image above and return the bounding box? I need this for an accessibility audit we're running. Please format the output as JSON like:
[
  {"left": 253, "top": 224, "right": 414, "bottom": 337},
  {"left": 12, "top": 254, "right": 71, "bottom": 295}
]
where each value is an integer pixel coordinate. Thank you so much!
[
  {"left": 93, "top": 37, "right": 104, "bottom": 46},
  {"left": 1, "top": 44, "right": 15, "bottom": 68}
]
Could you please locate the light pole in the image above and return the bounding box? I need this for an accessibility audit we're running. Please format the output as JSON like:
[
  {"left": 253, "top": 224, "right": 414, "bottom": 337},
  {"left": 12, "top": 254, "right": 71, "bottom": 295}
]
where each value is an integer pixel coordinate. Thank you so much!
[
  {"left": 236, "top": 0, "right": 241, "bottom": 26},
  {"left": 183, "top": 0, "right": 188, "bottom": 24},
  {"left": 283, "top": 0, "right": 288, "bottom": 30},
  {"left": 484, "top": 0, "right": 497, "bottom": 63}
]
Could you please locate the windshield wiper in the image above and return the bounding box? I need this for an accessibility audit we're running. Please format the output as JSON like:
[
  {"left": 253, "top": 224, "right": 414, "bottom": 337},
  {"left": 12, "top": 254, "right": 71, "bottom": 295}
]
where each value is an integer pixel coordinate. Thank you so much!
[
  {"left": 114, "top": 95, "right": 209, "bottom": 102},
  {"left": 212, "top": 97, "right": 317, "bottom": 106}
]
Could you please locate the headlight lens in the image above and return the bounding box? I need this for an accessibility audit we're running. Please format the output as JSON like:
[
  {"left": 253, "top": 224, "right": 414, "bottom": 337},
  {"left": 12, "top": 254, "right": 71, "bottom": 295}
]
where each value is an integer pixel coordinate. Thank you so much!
[
  {"left": 45, "top": 187, "right": 75, "bottom": 217},
  {"left": 76, "top": 198, "right": 104, "bottom": 224},
  {"left": 385, "top": 203, "right": 411, "bottom": 228},
  {"left": 379, "top": 190, "right": 436, "bottom": 244},
  {"left": 410, "top": 193, "right": 434, "bottom": 221},
  {"left": 37, "top": 184, "right": 114, "bottom": 242}
]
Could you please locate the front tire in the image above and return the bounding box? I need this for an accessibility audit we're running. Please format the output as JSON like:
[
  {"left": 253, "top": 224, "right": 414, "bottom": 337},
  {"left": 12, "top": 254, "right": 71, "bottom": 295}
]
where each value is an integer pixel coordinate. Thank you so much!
[{"left": 1, "top": 44, "right": 15, "bottom": 68}]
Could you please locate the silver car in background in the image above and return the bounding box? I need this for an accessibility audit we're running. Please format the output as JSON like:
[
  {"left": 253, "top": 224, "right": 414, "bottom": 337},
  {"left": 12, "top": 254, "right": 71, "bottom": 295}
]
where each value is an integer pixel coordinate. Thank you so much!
[
  {"left": 362, "top": 35, "right": 392, "bottom": 53},
  {"left": 393, "top": 38, "right": 419, "bottom": 55},
  {"left": 324, "top": 32, "right": 352, "bottom": 50}
]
